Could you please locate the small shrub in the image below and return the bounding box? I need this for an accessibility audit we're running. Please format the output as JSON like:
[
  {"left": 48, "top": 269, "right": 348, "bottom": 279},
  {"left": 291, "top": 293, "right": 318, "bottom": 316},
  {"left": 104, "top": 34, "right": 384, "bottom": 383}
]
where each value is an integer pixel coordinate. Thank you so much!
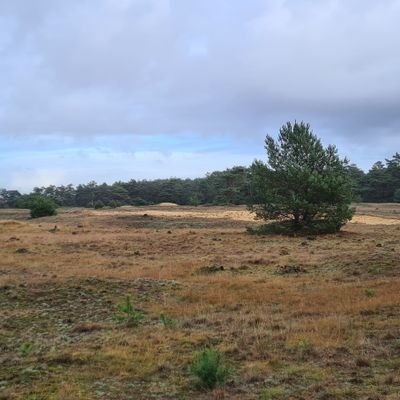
[
  {"left": 115, "top": 296, "right": 143, "bottom": 327},
  {"left": 29, "top": 196, "right": 57, "bottom": 218},
  {"left": 20, "top": 341, "right": 33, "bottom": 357},
  {"left": 108, "top": 200, "right": 120, "bottom": 208},
  {"left": 297, "top": 337, "right": 311, "bottom": 349},
  {"left": 160, "top": 313, "right": 177, "bottom": 329},
  {"left": 94, "top": 200, "right": 104, "bottom": 209},
  {"left": 369, "top": 266, "right": 382, "bottom": 276},
  {"left": 364, "top": 288, "right": 375, "bottom": 298},
  {"left": 190, "top": 195, "right": 200, "bottom": 206},
  {"left": 189, "top": 348, "right": 232, "bottom": 390}
]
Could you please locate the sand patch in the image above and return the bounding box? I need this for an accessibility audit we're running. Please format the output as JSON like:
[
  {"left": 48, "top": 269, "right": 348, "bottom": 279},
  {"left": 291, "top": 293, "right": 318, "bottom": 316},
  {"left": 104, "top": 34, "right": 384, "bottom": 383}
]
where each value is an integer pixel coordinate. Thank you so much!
[
  {"left": 89, "top": 207, "right": 400, "bottom": 225},
  {"left": 350, "top": 215, "right": 400, "bottom": 225}
]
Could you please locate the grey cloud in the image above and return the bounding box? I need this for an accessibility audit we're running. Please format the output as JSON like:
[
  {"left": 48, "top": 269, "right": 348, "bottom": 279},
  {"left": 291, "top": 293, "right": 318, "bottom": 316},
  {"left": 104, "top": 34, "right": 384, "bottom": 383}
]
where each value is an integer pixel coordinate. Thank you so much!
[{"left": 0, "top": 0, "right": 400, "bottom": 144}]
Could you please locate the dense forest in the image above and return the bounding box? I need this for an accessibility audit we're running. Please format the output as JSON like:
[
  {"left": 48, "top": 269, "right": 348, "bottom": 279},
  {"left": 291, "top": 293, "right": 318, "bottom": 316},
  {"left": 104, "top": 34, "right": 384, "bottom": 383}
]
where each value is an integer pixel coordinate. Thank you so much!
[{"left": 1, "top": 153, "right": 400, "bottom": 208}]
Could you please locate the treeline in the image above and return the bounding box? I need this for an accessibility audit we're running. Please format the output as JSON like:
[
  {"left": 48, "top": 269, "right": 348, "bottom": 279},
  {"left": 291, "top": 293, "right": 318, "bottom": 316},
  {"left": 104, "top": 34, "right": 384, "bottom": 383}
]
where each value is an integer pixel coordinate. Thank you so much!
[
  {"left": 0, "top": 166, "right": 251, "bottom": 208},
  {"left": 1, "top": 153, "right": 400, "bottom": 208},
  {"left": 347, "top": 153, "right": 400, "bottom": 202}
]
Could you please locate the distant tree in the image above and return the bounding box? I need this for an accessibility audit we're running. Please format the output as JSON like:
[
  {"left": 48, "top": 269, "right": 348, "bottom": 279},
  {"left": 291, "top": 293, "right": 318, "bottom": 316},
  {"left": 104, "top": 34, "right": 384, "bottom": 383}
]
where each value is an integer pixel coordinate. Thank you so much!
[
  {"left": 393, "top": 189, "right": 400, "bottom": 203},
  {"left": 386, "top": 153, "right": 400, "bottom": 201},
  {"left": 0, "top": 189, "right": 7, "bottom": 208},
  {"left": 8, "top": 152, "right": 392, "bottom": 209},
  {"left": 362, "top": 161, "right": 393, "bottom": 202},
  {"left": 0, "top": 189, "right": 21, "bottom": 208},
  {"left": 76, "top": 181, "right": 98, "bottom": 207},
  {"left": 29, "top": 196, "right": 58, "bottom": 218},
  {"left": 346, "top": 164, "right": 365, "bottom": 202},
  {"left": 249, "top": 121, "right": 354, "bottom": 234}
]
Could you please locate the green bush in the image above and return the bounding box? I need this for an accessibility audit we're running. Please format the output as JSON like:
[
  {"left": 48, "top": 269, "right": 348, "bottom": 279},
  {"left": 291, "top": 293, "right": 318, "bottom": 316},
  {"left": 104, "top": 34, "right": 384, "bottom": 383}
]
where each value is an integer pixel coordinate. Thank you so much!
[
  {"left": 364, "top": 288, "right": 375, "bottom": 297},
  {"left": 29, "top": 196, "right": 57, "bottom": 218},
  {"left": 249, "top": 121, "right": 354, "bottom": 234},
  {"left": 94, "top": 200, "right": 104, "bottom": 209},
  {"left": 115, "top": 296, "right": 144, "bottom": 327},
  {"left": 19, "top": 341, "right": 33, "bottom": 357},
  {"left": 189, "top": 348, "right": 232, "bottom": 390},
  {"left": 160, "top": 313, "right": 177, "bottom": 329},
  {"left": 108, "top": 200, "right": 120, "bottom": 208}
]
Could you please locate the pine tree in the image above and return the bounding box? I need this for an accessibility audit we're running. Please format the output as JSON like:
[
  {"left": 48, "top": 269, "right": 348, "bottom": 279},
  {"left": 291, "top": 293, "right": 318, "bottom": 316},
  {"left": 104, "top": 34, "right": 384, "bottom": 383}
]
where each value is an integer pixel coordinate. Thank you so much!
[{"left": 249, "top": 121, "right": 354, "bottom": 234}]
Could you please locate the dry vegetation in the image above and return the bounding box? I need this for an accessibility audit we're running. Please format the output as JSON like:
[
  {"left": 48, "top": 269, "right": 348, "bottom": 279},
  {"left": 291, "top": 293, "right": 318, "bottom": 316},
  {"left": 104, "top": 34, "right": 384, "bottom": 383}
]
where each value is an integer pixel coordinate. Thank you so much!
[{"left": 0, "top": 204, "right": 399, "bottom": 399}]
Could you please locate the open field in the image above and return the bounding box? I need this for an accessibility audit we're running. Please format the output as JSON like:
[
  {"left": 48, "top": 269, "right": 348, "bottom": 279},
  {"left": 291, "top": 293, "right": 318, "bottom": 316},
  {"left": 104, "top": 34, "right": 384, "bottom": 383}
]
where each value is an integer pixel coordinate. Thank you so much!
[{"left": 0, "top": 204, "right": 399, "bottom": 399}]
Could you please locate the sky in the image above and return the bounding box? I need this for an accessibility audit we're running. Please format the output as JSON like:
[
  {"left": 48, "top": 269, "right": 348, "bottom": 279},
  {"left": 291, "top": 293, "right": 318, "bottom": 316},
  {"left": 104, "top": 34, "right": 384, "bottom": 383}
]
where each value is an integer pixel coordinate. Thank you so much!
[{"left": 1, "top": 0, "right": 400, "bottom": 192}]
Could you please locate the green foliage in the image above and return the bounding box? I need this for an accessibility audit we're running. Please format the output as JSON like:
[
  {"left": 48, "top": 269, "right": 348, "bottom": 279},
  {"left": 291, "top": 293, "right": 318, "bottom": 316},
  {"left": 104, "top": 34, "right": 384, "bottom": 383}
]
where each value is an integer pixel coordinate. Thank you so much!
[
  {"left": 364, "top": 288, "right": 375, "bottom": 297},
  {"left": 131, "top": 197, "right": 150, "bottom": 206},
  {"left": 0, "top": 189, "right": 21, "bottom": 208},
  {"left": 189, "top": 195, "right": 200, "bottom": 206},
  {"left": 249, "top": 121, "right": 354, "bottom": 234},
  {"left": 160, "top": 313, "right": 177, "bottom": 329},
  {"left": 4, "top": 151, "right": 400, "bottom": 207},
  {"left": 259, "top": 388, "right": 288, "bottom": 400},
  {"left": 247, "top": 221, "right": 327, "bottom": 236},
  {"left": 295, "top": 337, "right": 313, "bottom": 354},
  {"left": 189, "top": 348, "right": 232, "bottom": 390},
  {"left": 346, "top": 164, "right": 365, "bottom": 202},
  {"left": 115, "top": 296, "right": 144, "bottom": 327},
  {"left": 94, "top": 200, "right": 104, "bottom": 209},
  {"left": 362, "top": 154, "right": 400, "bottom": 202},
  {"left": 29, "top": 196, "right": 58, "bottom": 218},
  {"left": 393, "top": 189, "right": 400, "bottom": 203},
  {"left": 20, "top": 341, "right": 33, "bottom": 357},
  {"left": 108, "top": 200, "right": 120, "bottom": 208}
]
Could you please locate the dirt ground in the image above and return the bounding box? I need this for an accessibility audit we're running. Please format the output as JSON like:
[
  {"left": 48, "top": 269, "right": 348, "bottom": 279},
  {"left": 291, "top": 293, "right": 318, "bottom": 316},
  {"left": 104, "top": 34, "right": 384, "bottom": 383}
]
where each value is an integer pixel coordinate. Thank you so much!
[{"left": 0, "top": 204, "right": 399, "bottom": 399}]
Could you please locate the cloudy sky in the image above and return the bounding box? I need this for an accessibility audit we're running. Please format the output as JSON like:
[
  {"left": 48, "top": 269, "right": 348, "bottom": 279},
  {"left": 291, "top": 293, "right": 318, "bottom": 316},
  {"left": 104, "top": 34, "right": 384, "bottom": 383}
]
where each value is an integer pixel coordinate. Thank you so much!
[{"left": 1, "top": 0, "right": 400, "bottom": 192}]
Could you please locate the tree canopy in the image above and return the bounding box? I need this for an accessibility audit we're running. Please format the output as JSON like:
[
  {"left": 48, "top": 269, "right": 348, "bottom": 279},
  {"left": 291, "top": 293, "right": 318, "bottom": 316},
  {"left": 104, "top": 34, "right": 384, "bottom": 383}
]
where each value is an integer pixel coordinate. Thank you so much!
[
  {"left": 1, "top": 149, "right": 400, "bottom": 209},
  {"left": 248, "top": 121, "right": 354, "bottom": 234}
]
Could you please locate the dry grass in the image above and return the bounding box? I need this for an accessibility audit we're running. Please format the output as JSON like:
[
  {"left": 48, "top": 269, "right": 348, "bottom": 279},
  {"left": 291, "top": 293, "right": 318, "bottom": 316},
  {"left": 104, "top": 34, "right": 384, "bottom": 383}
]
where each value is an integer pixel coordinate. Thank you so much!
[{"left": 0, "top": 204, "right": 399, "bottom": 399}]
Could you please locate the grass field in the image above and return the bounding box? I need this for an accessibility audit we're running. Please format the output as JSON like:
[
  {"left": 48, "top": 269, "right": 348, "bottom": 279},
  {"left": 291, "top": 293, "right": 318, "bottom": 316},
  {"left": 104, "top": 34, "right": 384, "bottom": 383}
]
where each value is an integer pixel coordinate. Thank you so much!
[{"left": 0, "top": 204, "right": 399, "bottom": 399}]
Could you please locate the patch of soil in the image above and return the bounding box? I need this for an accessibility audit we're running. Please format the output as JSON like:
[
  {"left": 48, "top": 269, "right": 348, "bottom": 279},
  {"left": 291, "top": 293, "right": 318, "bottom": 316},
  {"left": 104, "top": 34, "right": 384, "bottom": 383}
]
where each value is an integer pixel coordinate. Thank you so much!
[
  {"left": 276, "top": 265, "right": 307, "bottom": 274},
  {"left": 196, "top": 265, "right": 225, "bottom": 275}
]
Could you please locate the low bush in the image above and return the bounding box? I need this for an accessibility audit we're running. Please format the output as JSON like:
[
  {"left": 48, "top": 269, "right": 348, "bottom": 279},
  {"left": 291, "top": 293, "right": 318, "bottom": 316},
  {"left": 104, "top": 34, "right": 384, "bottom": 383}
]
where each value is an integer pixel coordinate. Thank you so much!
[
  {"left": 29, "top": 196, "right": 57, "bottom": 218},
  {"left": 189, "top": 348, "right": 232, "bottom": 390},
  {"left": 115, "top": 296, "right": 143, "bottom": 327},
  {"left": 19, "top": 341, "right": 33, "bottom": 357},
  {"left": 94, "top": 200, "right": 104, "bottom": 209},
  {"left": 160, "top": 313, "right": 177, "bottom": 329},
  {"left": 108, "top": 200, "right": 120, "bottom": 208},
  {"left": 246, "top": 219, "right": 342, "bottom": 236}
]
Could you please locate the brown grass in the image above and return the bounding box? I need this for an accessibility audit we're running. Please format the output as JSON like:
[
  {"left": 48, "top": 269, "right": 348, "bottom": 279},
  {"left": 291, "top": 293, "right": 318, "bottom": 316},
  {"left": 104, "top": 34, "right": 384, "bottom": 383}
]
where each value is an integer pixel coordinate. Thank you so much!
[{"left": 0, "top": 204, "right": 399, "bottom": 399}]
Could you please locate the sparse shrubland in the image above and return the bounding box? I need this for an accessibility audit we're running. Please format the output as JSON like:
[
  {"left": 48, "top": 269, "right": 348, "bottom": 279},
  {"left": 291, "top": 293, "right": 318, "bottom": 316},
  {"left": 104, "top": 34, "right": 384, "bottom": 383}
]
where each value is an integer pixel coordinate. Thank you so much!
[{"left": 1, "top": 204, "right": 399, "bottom": 399}]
